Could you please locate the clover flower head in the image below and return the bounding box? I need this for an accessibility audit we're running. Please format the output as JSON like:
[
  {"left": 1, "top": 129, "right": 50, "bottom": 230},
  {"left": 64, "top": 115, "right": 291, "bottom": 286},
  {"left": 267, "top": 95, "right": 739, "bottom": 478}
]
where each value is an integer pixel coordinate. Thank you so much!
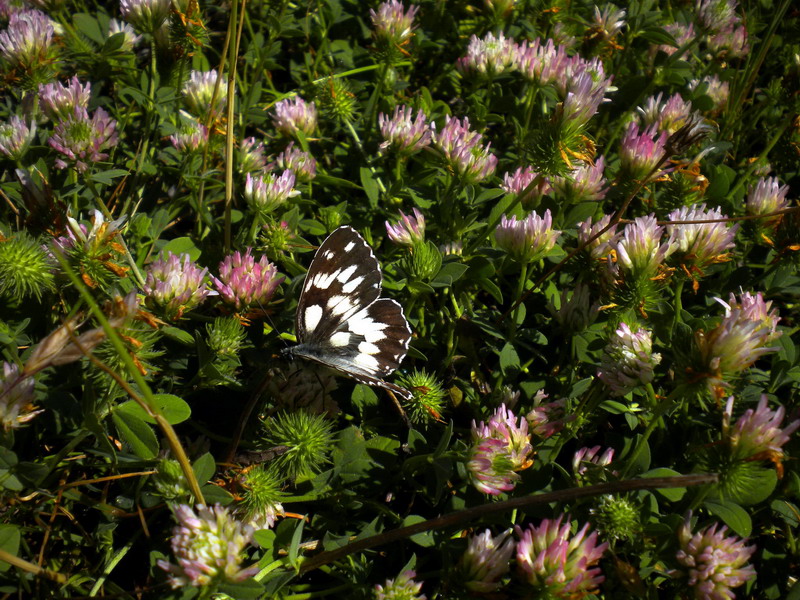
[
  {"left": 657, "top": 22, "right": 695, "bottom": 57},
  {"left": 169, "top": 116, "right": 208, "bottom": 152},
  {"left": 274, "top": 142, "right": 317, "bottom": 182},
  {"left": 434, "top": 116, "right": 497, "bottom": 183},
  {"left": 514, "top": 37, "right": 568, "bottom": 85},
  {"left": 597, "top": 322, "right": 661, "bottom": 396},
  {"left": 39, "top": 76, "right": 91, "bottom": 122},
  {"left": 120, "top": 0, "right": 171, "bottom": 33},
  {"left": 694, "top": 0, "right": 739, "bottom": 34},
  {"left": 48, "top": 107, "right": 118, "bottom": 172},
  {"left": 143, "top": 253, "right": 213, "bottom": 320},
  {"left": 724, "top": 394, "right": 800, "bottom": 461},
  {"left": 378, "top": 105, "right": 433, "bottom": 154},
  {"left": 211, "top": 248, "right": 284, "bottom": 311},
  {"left": 457, "top": 32, "right": 517, "bottom": 76},
  {"left": 272, "top": 96, "right": 317, "bottom": 137},
  {"left": 459, "top": 528, "right": 515, "bottom": 592},
  {"left": 515, "top": 515, "right": 608, "bottom": 598},
  {"left": 238, "top": 137, "right": 267, "bottom": 174},
  {"left": 697, "top": 291, "right": 782, "bottom": 379},
  {"left": 369, "top": 0, "right": 418, "bottom": 45},
  {"left": 676, "top": 512, "right": 755, "bottom": 600},
  {"left": 572, "top": 445, "right": 615, "bottom": 477},
  {"left": 107, "top": 18, "right": 141, "bottom": 50},
  {"left": 560, "top": 68, "right": 609, "bottom": 126},
  {"left": 466, "top": 437, "right": 519, "bottom": 495},
  {"left": 0, "top": 115, "right": 35, "bottom": 160},
  {"left": 374, "top": 569, "right": 426, "bottom": 600},
  {"left": 0, "top": 361, "right": 37, "bottom": 430},
  {"left": 386, "top": 208, "right": 425, "bottom": 246},
  {"left": 577, "top": 213, "right": 620, "bottom": 260},
  {"left": 666, "top": 203, "right": 738, "bottom": 268},
  {"left": 0, "top": 9, "right": 54, "bottom": 70},
  {"left": 500, "top": 166, "right": 551, "bottom": 201},
  {"left": 472, "top": 404, "right": 533, "bottom": 471},
  {"left": 689, "top": 74, "right": 729, "bottom": 111},
  {"left": 746, "top": 177, "right": 790, "bottom": 227},
  {"left": 244, "top": 170, "right": 299, "bottom": 215},
  {"left": 615, "top": 214, "right": 675, "bottom": 278},
  {"left": 548, "top": 283, "right": 600, "bottom": 333},
  {"left": 708, "top": 23, "right": 748, "bottom": 58},
  {"left": 526, "top": 393, "right": 570, "bottom": 439},
  {"left": 183, "top": 69, "right": 227, "bottom": 118},
  {"left": 495, "top": 210, "right": 561, "bottom": 263},
  {"left": 157, "top": 504, "right": 258, "bottom": 588},
  {"left": 551, "top": 156, "right": 608, "bottom": 203},
  {"left": 591, "top": 4, "right": 626, "bottom": 39},
  {"left": 639, "top": 93, "right": 694, "bottom": 135},
  {"left": 619, "top": 122, "right": 670, "bottom": 181}
]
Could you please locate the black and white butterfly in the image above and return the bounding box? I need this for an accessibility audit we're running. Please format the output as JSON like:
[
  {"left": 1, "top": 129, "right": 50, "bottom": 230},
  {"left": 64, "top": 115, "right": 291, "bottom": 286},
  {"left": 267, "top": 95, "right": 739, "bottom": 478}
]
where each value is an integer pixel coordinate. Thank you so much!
[{"left": 285, "top": 226, "right": 413, "bottom": 401}]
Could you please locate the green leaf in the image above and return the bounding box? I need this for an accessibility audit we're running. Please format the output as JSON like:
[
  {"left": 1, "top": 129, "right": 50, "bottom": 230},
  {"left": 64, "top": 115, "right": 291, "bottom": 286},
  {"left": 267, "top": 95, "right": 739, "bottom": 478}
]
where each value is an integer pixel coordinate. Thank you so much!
[
  {"left": 73, "top": 13, "right": 105, "bottom": 45},
  {"left": 112, "top": 411, "right": 158, "bottom": 459},
  {"left": 0, "top": 525, "right": 20, "bottom": 572},
  {"left": 499, "top": 342, "right": 519, "bottom": 375},
  {"left": 117, "top": 394, "right": 191, "bottom": 425},
  {"left": 360, "top": 167, "right": 380, "bottom": 208},
  {"left": 254, "top": 529, "right": 277, "bottom": 548},
  {"left": 288, "top": 518, "right": 305, "bottom": 567},
  {"left": 160, "top": 237, "right": 202, "bottom": 261},
  {"left": 87, "top": 169, "right": 130, "bottom": 186},
  {"left": 704, "top": 498, "right": 752, "bottom": 537},
  {"left": 637, "top": 27, "right": 678, "bottom": 47},
  {"left": 161, "top": 326, "right": 195, "bottom": 345},
  {"left": 431, "top": 261, "right": 469, "bottom": 288},
  {"left": 403, "top": 515, "right": 434, "bottom": 547},
  {"left": 218, "top": 579, "right": 266, "bottom": 598},
  {"left": 642, "top": 468, "right": 686, "bottom": 501},
  {"left": 728, "top": 467, "right": 777, "bottom": 506},
  {"left": 192, "top": 453, "right": 216, "bottom": 484}
]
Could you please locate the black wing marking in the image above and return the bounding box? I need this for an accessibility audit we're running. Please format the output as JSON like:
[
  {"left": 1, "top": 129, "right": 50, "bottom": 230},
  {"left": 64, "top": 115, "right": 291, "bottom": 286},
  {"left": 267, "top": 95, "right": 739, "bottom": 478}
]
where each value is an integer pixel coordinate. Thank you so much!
[{"left": 296, "top": 226, "right": 382, "bottom": 345}]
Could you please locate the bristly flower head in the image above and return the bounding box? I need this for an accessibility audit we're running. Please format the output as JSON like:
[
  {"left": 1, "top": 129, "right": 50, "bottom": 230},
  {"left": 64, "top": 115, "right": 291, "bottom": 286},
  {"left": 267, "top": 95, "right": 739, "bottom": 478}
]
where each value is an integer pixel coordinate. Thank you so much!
[
  {"left": 374, "top": 569, "right": 426, "bottom": 600},
  {"left": 183, "top": 69, "right": 227, "bottom": 119},
  {"left": 495, "top": 210, "right": 561, "bottom": 263},
  {"left": 696, "top": 291, "right": 781, "bottom": 381},
  {"left": 723, "top": 395, "right": 800, "bottom": 462},
  {"left": 0, "top": 232, "right": 55, "bottom": 301},
  {"left": 459, "top": 528, "right": 515, "bottom": 592},
  {"left": 386, "top": 208, "right": 425, "bottom": 246},
  {"left": 120, "top": 0, "right": 170, "bottom": 33},
  {"left": 48, "top": 108, "right": 118, "bottom": 173},
  {"left": 746, "top": 177, "right": 790, "bottom": 229},
  {"left": 0, "top": 9, "right": 55, "bottom": 73},
  {"left": 551, "top": 156, "right": 608, "bottom": 203},
  {"left": 434, "top": 116, "right": 497, "bottom": 183},
  {"left": 378, "top": 105, "right": 433, "bottom": 155},
  {"left": 39, "top": 76, "right": 91, "bottom": 122},
  {"left": 676, "top": 512, "right": 755, "bottom": 600},
  {"left": 157, "top": 504, "right": 259, "bottom": 588},
  {"left": 619, "top": 122, "right": 670, "bottom": 181},
  {"left": 244, "top": 170, "right": 299, "bottom": 215},
  {"left": 457, "top": 32, "right": 517, "bottom": 76},
  {"left": 143, "top": 253, "right": 213, "bottom": 320},
  {"left": 273, "top": 142, "right": 317, "bottom": 182},
  {"left": 666, "top": 203, "right": 738, "bottom": 271},
  {"left": 272, "top": 96, "right": 317, "bottom": 137},
  {"left": 597, "top": 322, "right": 662, "bottom": 396},
  {"left": 261, "top": 410, "right": 335, "bottom": 481},
  {"left": 395, "top": 369, "right": 447, "bottom": 424},
  {"left": 211, "top": 248, "right": 284, "bottom": 312},
  {"left": 500, "top": 166, "right": 552, "bottom": 203},
  {"left": 515, "top": 515, "right": 608, "bottom": 599},
  {"left": 370, "top": 0, "right": 418, "bottom": 47},
  {"left": 0, "top": 361, "right": 38, "bottom": 430},
  {"left": 237, "top": 464, "right": 285, "bottom": 530},
  {"left": 0, "top": 115, "right": 35, "bottom": 160}
]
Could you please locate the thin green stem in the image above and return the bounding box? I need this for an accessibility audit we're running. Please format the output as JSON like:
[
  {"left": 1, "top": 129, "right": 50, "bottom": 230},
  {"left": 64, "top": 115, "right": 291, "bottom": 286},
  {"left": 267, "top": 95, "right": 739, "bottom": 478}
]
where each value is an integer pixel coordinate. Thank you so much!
[{"left": 619, "top": 397, "right": 674, "bottom": 478}]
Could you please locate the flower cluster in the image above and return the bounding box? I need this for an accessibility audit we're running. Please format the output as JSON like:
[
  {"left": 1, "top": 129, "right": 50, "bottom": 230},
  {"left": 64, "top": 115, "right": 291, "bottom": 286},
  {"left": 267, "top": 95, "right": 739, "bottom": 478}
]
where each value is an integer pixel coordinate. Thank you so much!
[
  {"left": 244, "top": 170, "right": 299, "bottom": 215},
  {"left": 378, "top": 105, "right": 433, "bottom": 155},
  {"left": 619, "top": 123, "right": 670, "bottom": 181},
  {"left": 577, "top": 214, "right": 620, "bottom": 261},
  {"left": 39, "top": 76, "right": 91, "bottom": 121},
  {"left": 666, "top": 203, "right": 738, "bottom": 271},
  {"left": 143, "top": 253, "right": 213, "bottom": 320},
  {"left": 157, "top": 504, "right": 259, "bottom": 588},
  {"left": 369, "top": 0, "right": 418, "bottom": 47},
  {"left": 386, "top": 208, "right": 425, "bottom": 246},
  {"left": 515, "top": 515, "right": 608, "bottom": 598},
  {"left": 459, "top": 529, "right": 515, "bottom": 592},
  {"left": 48, "top": 108, "right": 118, "bottom": 172},
  {"left": 0, "top": 361, "right": 37, "bottom": 430},
  {"left": 723, "top": 395, "right": 800, "bottom": 462},
  {"left": 597, "top": 323, "right": 661, "bottom": 396},
  {"left": 0, "top": 115, "right": 35, "bottom": 160},
  {"left": 0, "top": 9, "right": 55, "bottom": 72},
  {"left": 550, "top": 157, "right": 608, "bottom": 203},
  {"left": 746, "top": 177, "right": 790, "bottom": 228},
  {"left": 614, "top": 215, "right": 675, "bottom": 281},
  {"left": 183, "top": 69, "right": 227, "bottom": 118},
  {"left": 638, "top": 93, "right": 696, "bottom": 135},
  {"left": 120, "top": 0, "right": 170, "bottom": 33},
  {"left": 676, "top": 513, "right": 755, "bottom": 600},
  {"left": 211, "top": 248, "right": 284, "bottom": 311},
  {"left": 457, "top": 32, "right": 517, "bottom": 76},
  {"left": 572, "top": 446, "right": 615, "bottom": 479},
  {"left": 500, "top": 166, "right": 552, "bottom": 202},
  {"left": 169, "top": 116, "right": 208, "bottom": 152},
  {"left": 274, "top": 143, "right": 317, "bottom": 182},
  {"left": 495, "top": 210, "right": 561, "bottom": 263},
  {"left": 272, "top": 96, "right": 317, "bottom": 137},
  {"left": 434, "top": 116, "right": 497, "bottom": 183},
  {"left": 526, "top": 393, "right": 570, "bottom": 439}
]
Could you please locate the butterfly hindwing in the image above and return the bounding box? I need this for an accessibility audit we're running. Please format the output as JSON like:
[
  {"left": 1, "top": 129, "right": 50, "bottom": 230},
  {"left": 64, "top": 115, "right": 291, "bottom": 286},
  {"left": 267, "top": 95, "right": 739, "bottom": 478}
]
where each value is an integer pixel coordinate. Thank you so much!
[
  {"left": 290, "top": 226, "right": 413, "bottom": 401},
  {"left": 296, "top": 226, "right": 382, "bottom": 344}
]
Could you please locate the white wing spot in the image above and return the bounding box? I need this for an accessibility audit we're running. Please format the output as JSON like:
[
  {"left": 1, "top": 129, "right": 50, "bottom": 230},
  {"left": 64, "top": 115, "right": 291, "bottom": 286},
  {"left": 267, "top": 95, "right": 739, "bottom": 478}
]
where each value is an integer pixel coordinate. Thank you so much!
[
  {"left": 336, "top": 265, "right": 358, "bottom": 283},
  {"left": 310, "top": 271, "right": 338, "bottom": 290},
  {"left": 341, "top": 275, "right": 364, "bottom": 294},
  {"left": 322, "top": 250, "right": 335, "bottom": 260},
  {"left": 329, "top": 332, "right": 350, "bottom": 347},
  {"left": 354, "top": 353, "right": 380, "bottom": 370},
  {"left": 358, "top": 341, "right": 380, "bottom": 355},
  {"left": 347, "top": 309, "right": 388, "bottom": 340},
  {"left": 344, "top": 241, "right": 356, "bottom": 252},
  {"left": 328, "top": 294, "right": 354, "bottom": 316},
  {"left": 304, "top": 305, "right": 323, "bottom": 331}
]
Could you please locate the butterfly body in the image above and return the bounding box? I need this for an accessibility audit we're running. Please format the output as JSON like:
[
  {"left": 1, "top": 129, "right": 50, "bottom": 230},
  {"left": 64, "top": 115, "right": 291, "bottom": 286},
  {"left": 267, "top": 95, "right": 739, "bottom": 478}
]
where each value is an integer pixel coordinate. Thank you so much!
[{"left": 285, "top": 226, "right": 413, "bottom": 401}]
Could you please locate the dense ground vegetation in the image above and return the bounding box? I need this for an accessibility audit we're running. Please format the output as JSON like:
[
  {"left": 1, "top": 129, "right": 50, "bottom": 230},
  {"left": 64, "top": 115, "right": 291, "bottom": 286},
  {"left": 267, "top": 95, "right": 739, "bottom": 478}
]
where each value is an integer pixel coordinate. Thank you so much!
[{"left": 0, "top": 0, "right": 799, "bottom": 598}]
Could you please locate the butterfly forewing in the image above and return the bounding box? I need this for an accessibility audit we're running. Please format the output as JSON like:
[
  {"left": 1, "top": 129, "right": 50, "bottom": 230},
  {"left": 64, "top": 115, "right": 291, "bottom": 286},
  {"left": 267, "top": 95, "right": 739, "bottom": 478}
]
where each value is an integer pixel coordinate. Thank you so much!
[
  {"left": 296, "top": 226, "right": 382, "bottom": 344},
  {"left": 291, "top": 226, "right": 413, "bottom": 401}
]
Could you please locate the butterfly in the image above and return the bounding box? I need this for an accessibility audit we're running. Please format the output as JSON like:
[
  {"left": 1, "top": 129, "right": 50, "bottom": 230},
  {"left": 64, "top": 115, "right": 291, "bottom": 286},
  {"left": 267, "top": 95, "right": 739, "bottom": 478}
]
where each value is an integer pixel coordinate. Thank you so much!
[{"left": 285, "top": 226, "right": 413, "bottom": 401}]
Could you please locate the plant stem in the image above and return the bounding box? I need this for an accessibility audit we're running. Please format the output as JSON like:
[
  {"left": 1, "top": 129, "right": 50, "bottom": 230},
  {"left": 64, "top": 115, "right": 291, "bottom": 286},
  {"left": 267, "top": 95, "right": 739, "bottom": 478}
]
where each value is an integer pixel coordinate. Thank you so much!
[{"left": 619, "top": 397, "right": 674, "bottom": 478}]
